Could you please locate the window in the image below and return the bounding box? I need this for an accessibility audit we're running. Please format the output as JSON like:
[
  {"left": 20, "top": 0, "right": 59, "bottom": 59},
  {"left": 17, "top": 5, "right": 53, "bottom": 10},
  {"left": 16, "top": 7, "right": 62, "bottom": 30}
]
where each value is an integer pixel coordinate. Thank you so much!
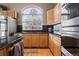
[
  {"left": 22, "top": 6, "right": 43, "bottom": 30},
  {"left": 61, "top": 8, "right": 70, "bottom": 20}
]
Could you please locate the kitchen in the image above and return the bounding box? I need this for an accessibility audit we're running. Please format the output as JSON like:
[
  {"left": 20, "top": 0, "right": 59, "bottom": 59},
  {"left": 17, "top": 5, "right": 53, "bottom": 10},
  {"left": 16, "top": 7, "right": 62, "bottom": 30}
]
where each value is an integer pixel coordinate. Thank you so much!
[{"left": 0, "top": 3, "right": 79, "bottom": 56}]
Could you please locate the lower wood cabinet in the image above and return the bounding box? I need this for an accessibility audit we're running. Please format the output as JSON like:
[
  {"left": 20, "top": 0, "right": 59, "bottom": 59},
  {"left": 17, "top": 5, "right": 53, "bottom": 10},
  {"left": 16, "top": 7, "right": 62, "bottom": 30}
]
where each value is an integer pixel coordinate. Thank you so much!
[
  {"left": 49, "top": 34, "right": 54, "bottom": 53},
  {"left": 23, "top": 33, "right": 48, "bottom": 48},
  {"left": 23, "top": 33, "right": 32, "bottom": 47},
  {"left": 39, "top": 34, "right": 48, "bottom": 47},
  {"left": 0, "top": 49, "right": 5, "bottom": 56},
  {"left": 0, "top": 48, "right": 9, "bottom": 56},
  {"left": 31, "top": 34, "right": 40, "bottom": 47},
  {"left": 49, "top": 34, "right": 61, "bottom": 56}
]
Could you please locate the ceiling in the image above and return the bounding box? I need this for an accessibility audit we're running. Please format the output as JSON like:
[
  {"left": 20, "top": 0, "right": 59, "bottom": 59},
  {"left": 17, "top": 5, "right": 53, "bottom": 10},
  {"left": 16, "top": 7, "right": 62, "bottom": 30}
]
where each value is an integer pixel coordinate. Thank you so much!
[{"left": 0, "top": 3, "right": 56, "bottom": 11}]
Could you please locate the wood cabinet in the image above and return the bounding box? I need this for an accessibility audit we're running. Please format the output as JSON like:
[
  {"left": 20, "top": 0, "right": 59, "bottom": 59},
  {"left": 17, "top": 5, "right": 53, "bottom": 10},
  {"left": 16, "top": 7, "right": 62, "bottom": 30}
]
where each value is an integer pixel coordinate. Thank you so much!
[
  {"left": 40, "top": 34, "right": 48, "bottom": 47},
  {"left": 0, "top": 11, "right": 8, "bottom": 16},
  {"left": 7, "top": 10, "right": 17, "bottom": 18},
  {"left": 49, "top": 34, "right": 61, "bottom": 56},
  {"left": 0, "top": 48, "right": 9, "bottom": 56},
  {"left": 47, "top": 4, "right": 61, "bottom": 25},
  {"left": 23, "top": 33, "right": 32, "bottom": 47},
  {"left": 49, "top": 34, "right": 54, "bottom": 53},
  {"left": 0, "top": 41, "right": 23, "bottom": 56},
  {"left": 0, "top": 10, "right": 17, "bottom": 19},
  {"left": 23, "top": 33, "right": 48, "bottom": 48},
  {"left": 52, "top": 35, "right": 61, "bottom": 56},
  {"left": 47, "top": 9, "right": 54, "bottom": 25},
  {"left": 0, "top": 49, "right": 5, "bottom": 56},
  {"left": 53, "top": 4, "right": 61, "bottom": 24},
  {"left": 31, "top": 34, "right": 40, "bottom": 47}
]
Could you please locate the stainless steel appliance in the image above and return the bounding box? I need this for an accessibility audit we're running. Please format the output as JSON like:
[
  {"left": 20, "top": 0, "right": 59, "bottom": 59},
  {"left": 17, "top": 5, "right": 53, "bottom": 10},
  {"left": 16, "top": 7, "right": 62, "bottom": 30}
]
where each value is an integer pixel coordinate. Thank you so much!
[
  {"left": 62, "top": 17, "right": 79, "bottom": 47},
  {"left": 0, "top": 16, "right": 8, "bottom": 46},
  {"left": 0, "top": 16, "right": 17, "bottom": 47},
  {"left": 61, "top": 3, "right": 79, "bottom": 56},
  {"left": 62, "top": 17, "right": 79, "bottom": 39}
]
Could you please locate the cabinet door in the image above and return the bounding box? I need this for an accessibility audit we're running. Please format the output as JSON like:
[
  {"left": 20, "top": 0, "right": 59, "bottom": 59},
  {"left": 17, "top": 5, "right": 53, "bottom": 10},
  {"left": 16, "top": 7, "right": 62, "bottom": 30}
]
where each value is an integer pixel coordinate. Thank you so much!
[
  {"left": 7, "top": 11, "right": 17, "bottom": 18},
  {"left": 53, "top": 35, "right": 61, "bottom": 56},
  {"left": 0, "top": 11, "right": 8, "bottom": 16},
  {"left": 31, "top": 34, "right": 40, "bottom": 47},
  {"left": 0, "top": 48, "right": 7, "bottom": 56},
  {"left": 53, "top": 42, "right": 61, "bottom": 56},
  {"left": 53, "top": 4, "right": 61, "bottom": 24},
  {"left": 47, "top": 9, "right": 54, "bottom": 25},
  {"left": 0, "top": 50, "right": 4, "bottom": 56},
  {"left": 0, "top": 11, "right": 17, "bottom": 18},
  {"left": 23, "top": 33, "right": 32, "bottom": 47},
  {"left": 40, "top": 34, "right": 48, "bottom": 47},
  {"left": 49, "top": 34, "right": 54, "bottom": 53}
]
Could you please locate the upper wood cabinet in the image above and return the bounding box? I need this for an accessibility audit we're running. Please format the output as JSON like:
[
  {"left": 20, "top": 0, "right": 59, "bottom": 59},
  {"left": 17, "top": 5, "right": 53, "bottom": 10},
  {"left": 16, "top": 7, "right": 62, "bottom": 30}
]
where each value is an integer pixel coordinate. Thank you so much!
[
  {"left": 0, "top": 10, "right": 17, "bottom": 19},
  {"left": 47, "top": 4, "right": 61, "bottom": 25},
  {"left": 53, "top": 4, "right": 61, "bottom": 24},
  {"left": 47, "top": 9, "right": 54, "bottom": 25},
  {"left": 7, "top": 11, "right": 17, "bottom": 19},
  {"left": 0, "top": 11, "right": 8, "bottom": 16}
]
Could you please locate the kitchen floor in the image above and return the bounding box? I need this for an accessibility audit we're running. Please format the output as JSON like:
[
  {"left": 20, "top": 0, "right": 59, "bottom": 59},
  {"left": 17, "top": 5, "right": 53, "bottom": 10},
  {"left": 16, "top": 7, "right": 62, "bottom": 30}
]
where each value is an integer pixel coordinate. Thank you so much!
[{"left": 24, "top": 48, "right": 53, "bottom": 56}]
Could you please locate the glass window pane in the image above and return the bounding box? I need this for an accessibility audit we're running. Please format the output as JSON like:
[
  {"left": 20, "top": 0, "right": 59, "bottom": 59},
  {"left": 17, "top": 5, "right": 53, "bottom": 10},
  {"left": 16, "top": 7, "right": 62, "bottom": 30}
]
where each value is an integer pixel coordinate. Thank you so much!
[
  {"left": 32, "top": 26, "right": 42, "bottom": 30},
  {"left": 33, "top": 15, "right": 42, "bottom": 26},
  {"left": 22, "top": 21, "right": 32, "bottom": 26},
  {"left": 22, "top": 15, "right": 32, "bottom": 22},
  {"left": 23, "top": 26, "right": 32, "bottom": 30},
  {"left": 23, "top": 7, "right": 42, "bottom": 14}
]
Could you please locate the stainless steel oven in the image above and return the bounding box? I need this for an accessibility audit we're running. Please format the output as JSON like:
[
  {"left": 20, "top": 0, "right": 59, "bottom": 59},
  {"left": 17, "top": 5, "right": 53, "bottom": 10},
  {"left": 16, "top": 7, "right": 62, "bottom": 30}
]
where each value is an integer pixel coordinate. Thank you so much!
[{"left": 61, "top": 17, "right": 79, "bottom": 47}]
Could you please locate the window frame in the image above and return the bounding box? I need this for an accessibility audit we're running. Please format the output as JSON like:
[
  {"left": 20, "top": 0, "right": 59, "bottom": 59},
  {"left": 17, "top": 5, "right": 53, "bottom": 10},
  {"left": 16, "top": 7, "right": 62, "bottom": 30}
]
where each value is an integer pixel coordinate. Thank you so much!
[{"left": 21, "top": 6, "right": 43, "bottom": 31}]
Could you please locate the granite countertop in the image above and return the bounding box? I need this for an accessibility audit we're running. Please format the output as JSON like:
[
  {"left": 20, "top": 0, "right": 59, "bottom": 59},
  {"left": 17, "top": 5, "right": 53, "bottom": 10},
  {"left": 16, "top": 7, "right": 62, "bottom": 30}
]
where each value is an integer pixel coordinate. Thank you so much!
[
  {"left": 49, "top": 33, "right": 61, "bottom": 38},
  {"left": 0, "top": 33, "right": 23, "bottom": 50}
]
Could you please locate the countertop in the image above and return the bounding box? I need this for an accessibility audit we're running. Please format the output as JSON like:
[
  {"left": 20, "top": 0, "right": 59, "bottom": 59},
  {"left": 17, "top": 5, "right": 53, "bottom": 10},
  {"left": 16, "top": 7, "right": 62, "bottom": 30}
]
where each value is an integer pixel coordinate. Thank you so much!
[
  {"left": 23, "top": 32, "right": 49, "bottom": 34},
  {"left": 0, "top": 33, "right": 23, "bottom": 50},
  {"left": 49, "top": 33, "right": 61, "bottom": 38}
]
